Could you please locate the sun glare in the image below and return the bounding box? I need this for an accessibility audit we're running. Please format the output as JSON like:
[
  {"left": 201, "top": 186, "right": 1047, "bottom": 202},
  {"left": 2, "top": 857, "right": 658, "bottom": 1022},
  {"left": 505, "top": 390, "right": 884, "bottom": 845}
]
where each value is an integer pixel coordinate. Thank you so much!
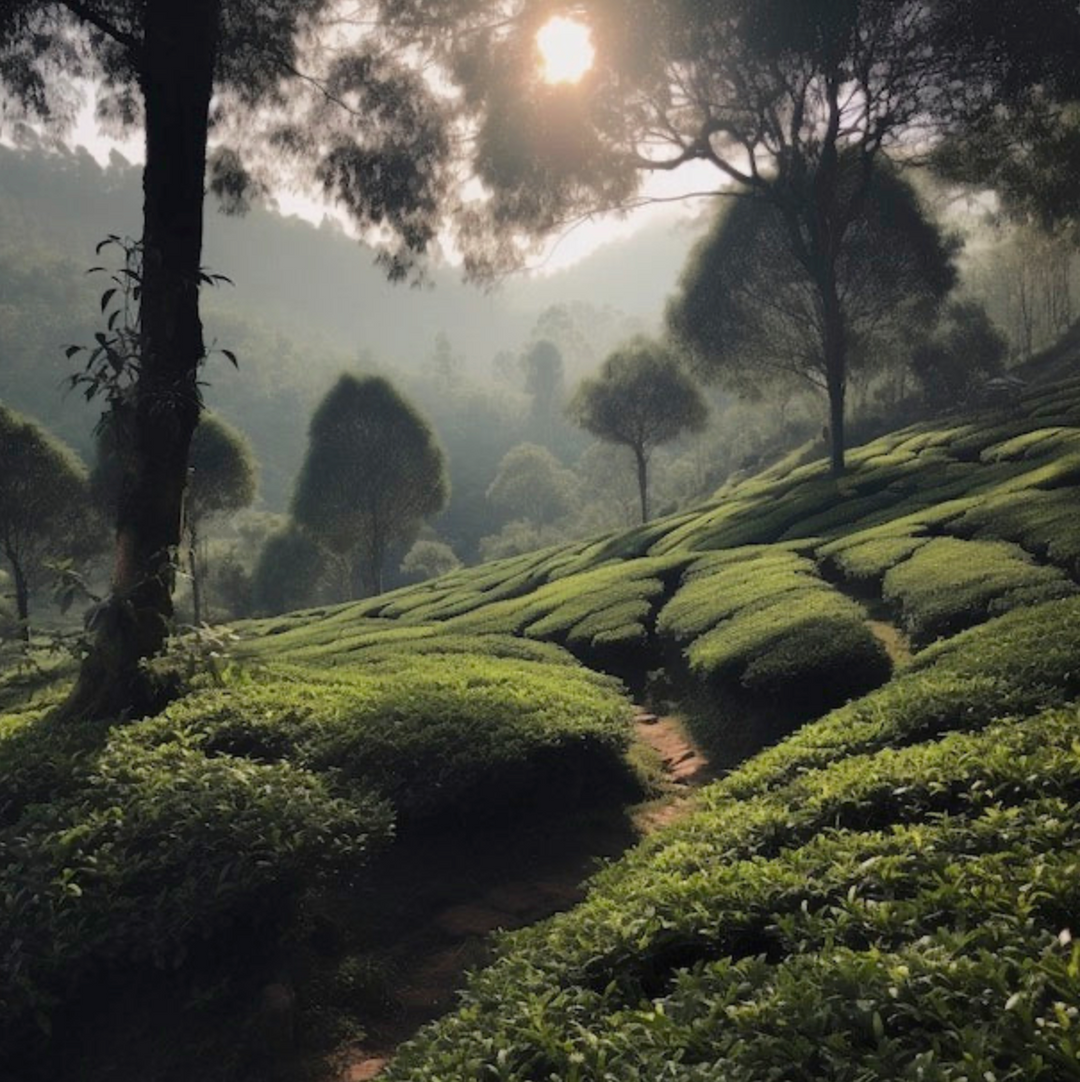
[{"left": 537, "top": 16, "right": 595, "bottom": 85}]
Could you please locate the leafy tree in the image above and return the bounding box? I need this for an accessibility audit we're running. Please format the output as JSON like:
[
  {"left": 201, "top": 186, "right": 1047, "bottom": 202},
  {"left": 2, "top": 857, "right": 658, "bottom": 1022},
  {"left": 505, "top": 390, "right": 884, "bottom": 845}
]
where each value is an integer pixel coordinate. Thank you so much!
[
  {"left": 1, "top": 0, "right": 454, "bottom": 718},
  {"left": 667, "top": 165, "right": 956, "bottom": 431},
  {"left": 486, "top": 443, "right": 578, "bottom": 528},
  {"left": 184, "top": 413, "right": 257, "bottom": 624},
  {"left": 390, "top": 0, "right": 1075, "bottom": 473},
  {"left": 521, "top": 338, "right": 565, "bottom": 446},
  {"left": 0, "top": 403, "right": 95, "bottom": 644},
  {"left": 400, "top": 538, "right": 461, "bottom": 582},
  {"left": 250, "top": 523, "right": 327, "bottom": 617},
  {"left": 929, "top": 1, "right": 1080, "bottom": 230},
  {"left": 911, "top": 301, "right": 1008, "bottom": 405},
  {"left": 568, "top": 338, "right": 707, "bottom": 523},
  {"left": 293, "top": 374, "right": 448, "bottom": 598}
]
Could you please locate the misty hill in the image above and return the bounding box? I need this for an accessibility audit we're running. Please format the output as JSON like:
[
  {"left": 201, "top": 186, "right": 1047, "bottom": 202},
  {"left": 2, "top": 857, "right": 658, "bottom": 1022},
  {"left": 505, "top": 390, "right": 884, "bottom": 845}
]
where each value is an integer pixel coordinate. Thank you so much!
[
  {"left": 3, "top": 357, "right": 1079, "bottom": 1080},
  {"left": 0, "top": 139, "right": 694, "bottom": 369},
  {"left": 0, "top": 140, "right": 702, "bottom": 530}
]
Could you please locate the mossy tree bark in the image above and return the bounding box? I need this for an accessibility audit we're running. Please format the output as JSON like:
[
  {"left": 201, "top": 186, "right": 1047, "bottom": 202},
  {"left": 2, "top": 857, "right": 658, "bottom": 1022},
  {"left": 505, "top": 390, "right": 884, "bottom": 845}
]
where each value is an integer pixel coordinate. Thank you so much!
[{"left": 65, "top": 0, "right": 221, "bottom": 721}]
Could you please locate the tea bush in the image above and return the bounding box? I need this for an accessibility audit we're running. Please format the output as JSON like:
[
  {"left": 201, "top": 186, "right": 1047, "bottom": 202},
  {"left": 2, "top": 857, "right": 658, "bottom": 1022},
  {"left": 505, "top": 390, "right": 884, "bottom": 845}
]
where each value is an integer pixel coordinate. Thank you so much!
[
  {"left": 947, "top": 487, "right": 1080, "bottom": 575},
  {"left": 658, "top": 549, "right": 890, "bottom": 716},
  {"left": 882, "top": 537, "right": 1077, "bottom": 645},
  {"left": 0, "top": 635, "right": 634, "bottom": 1039},
  {"left": 382, "top": 695, "right": 1080, "bottom": 1082}
]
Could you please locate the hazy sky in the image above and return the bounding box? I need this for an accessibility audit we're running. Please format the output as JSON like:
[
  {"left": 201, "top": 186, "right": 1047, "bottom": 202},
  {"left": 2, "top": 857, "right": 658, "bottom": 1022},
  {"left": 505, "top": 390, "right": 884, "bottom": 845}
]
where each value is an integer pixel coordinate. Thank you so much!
[{"left": 70, "top": 87, "right": 719, "bottom": 276}]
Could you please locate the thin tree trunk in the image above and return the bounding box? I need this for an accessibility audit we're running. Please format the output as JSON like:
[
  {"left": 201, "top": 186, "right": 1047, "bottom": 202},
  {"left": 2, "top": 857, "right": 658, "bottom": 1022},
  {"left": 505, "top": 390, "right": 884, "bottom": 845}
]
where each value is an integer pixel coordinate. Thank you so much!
[
  {"left": 10, "top": 556, "right": 29, "bottom": 647},
  {"left": 822, "top": 281, "right": 848, "bottom": 477},
  {"left": 64, "top": 0, "right": 220, "bottom": 721},
  {"left": 635, "top": 447, "right": 649, "bottom": 524},
  {"left": 361, "top": 535, "right": 385, "bottom": 598},
  {"left": 188, "top": 526, "right": 203, "bottom": 626}
]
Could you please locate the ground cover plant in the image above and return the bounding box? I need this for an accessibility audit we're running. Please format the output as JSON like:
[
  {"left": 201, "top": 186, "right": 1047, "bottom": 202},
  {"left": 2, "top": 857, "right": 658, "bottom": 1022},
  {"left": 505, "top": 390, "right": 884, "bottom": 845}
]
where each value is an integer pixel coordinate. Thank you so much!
[{"left": 381, "top": 624, "right": 1080, "bottom": 1081}]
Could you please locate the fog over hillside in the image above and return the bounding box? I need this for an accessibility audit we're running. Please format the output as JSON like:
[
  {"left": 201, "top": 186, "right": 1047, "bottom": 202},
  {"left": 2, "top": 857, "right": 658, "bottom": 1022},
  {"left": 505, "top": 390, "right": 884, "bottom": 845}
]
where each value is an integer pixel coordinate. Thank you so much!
[{"left": 0, "top": 140, "right": 700, "bottom": 378}]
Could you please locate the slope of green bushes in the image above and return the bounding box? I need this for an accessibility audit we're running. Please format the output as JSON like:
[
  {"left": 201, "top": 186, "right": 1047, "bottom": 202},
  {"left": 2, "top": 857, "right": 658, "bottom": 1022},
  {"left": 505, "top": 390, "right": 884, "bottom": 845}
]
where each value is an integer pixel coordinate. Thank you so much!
[
  {"left": 4, "top": 372, "right": 1080, "bottom": 1079},
  {"left": 382, "top": 601, "right": 1080, "bottom": 1081},
  {"left": 0, "top": 636, "right": 633, "bottom": 1041}
]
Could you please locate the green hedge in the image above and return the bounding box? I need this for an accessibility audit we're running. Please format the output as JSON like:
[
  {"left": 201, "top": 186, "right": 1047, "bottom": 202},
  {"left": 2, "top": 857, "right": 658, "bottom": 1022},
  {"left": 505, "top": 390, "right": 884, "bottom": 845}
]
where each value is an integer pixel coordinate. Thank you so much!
[
  {"left": 882, "top": 537, "right": 1077, "bottom": 645},
  {"left": 657, "top": 549, "right": 890, "bottom": 719}
]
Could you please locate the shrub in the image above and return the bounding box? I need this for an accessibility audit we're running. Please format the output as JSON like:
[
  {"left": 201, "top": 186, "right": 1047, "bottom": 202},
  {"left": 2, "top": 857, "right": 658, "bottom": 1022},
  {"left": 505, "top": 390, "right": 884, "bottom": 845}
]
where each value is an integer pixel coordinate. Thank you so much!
[
  {"left": 657, "top": 549, "right": 891, "bottom": 721},
  {"left": 0, "top": 735, "right": 392, "bottom": 1032},
  {"left": 382, "top": 701, "right": 1080, "bottom": 1082},
  {"left": 947, "top": 487, "right": 1080, "bottom": 575},
  {"left": 882, "top": 536, "right": 1077, "bottom": 645}
]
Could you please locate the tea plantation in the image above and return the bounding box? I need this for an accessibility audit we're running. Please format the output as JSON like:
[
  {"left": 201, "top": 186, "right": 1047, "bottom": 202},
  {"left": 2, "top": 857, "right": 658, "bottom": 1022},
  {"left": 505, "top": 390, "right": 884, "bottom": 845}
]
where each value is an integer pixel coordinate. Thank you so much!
[{"left": 2, "top": 372, "right": 1080, "bottom": 1079}]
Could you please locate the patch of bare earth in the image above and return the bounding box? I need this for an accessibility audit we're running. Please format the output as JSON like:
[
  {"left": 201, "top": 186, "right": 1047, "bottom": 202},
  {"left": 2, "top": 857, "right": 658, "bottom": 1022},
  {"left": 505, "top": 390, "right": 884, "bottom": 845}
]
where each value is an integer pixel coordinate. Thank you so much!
[
  {"left": 631, "top": 708, "right": 714, "bottom": 831},
  {"left": 866, "top": 618, "right": 913, "bottom": 667}
]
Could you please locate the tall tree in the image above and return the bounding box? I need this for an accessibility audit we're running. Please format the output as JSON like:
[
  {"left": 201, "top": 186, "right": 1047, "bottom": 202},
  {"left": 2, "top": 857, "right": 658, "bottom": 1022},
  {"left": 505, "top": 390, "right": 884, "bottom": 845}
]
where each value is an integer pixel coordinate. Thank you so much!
[
  {"left": 521, "top": 338, "right": 565, "bottom": 446},
  {"left": 293, "top": 374, "right": 448, "bottom": 598},
  {"left": 387, "top": 0, "right": 1077, "bottom": 473},
  {"left": 568, "top": 338, "right": 707, "bottom": 523},
  {"left": 0, "top": 403, "right": 95, "bottom": 645},
  {"left": 184, "top": 413, "right": 257, "bottom": 625},
  {"left": 0, "top": 1, "right": 453, "bottom": 718},
  {"left": 666, "top": 164, "right": 956, "bottom": 427}
]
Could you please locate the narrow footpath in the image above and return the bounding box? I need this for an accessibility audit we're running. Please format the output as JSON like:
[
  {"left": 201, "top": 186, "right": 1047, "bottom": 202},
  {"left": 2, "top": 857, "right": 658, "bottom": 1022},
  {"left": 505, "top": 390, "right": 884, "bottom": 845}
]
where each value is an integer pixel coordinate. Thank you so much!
[{"left": 337, "top": 707, "right": 712, "bottom": 1081}]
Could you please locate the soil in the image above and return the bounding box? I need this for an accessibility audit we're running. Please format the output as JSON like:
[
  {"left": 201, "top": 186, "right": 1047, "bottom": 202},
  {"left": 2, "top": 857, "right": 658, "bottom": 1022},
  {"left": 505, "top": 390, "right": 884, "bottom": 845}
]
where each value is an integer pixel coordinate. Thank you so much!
[
  {"left": 333, "top": 708, "right": 710, "bottom": 1081},
  {"left": 866, "top": 617, "right": 913, "bottom": 667}
]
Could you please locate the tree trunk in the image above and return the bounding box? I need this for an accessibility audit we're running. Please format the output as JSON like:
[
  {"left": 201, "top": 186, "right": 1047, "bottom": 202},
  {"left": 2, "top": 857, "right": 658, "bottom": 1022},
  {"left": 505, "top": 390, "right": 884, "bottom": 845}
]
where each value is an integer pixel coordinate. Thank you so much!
[
  {"left": 9, "top": 554, "right": 30, "bottom": 647},
  {"left": 822, "top": 281, "right": 848, "bottom": 477},
  {"left": 634, "top": 447, "right": 649, "bottom": 524},
  {"left": 361, "top": 536, "right": 385, "bottom": 598},
  {"left": 188, "top": 526, "right": 203, "bottom": 626},
  {"left": 64, "top": 0, "right": 221, "bottom": 721}
]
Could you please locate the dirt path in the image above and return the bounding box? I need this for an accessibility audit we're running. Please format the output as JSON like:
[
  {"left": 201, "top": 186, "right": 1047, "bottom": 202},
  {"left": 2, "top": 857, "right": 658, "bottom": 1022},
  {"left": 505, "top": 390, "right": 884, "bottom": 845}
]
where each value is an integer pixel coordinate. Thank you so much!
[
  {"left": 335, "top": 708, "right": 711, "bottom": 1082},
  {"left": 631, "top": 708, "right": 714, "bottom": 831},
  {"left": 866, "top": 617, "right": 913, "bottom": 667}
]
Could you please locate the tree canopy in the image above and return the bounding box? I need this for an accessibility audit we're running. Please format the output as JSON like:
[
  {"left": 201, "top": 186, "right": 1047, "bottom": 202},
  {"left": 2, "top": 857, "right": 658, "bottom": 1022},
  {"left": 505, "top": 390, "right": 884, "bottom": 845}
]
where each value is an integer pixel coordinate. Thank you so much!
[
  {"left": 185, "top": 413, "right": 257, "bottom": 624},
  {"left": 292, "top": 374, "right": 448, "bottom": 598},
  {"left": 568, "top": 338, "right": 707, "bottom": 523},
  {"left": 486, "top": 443, "right": 578, "bottom": 528},
  {"left": 666, "top": 164, "right": 957, "bottom": 417},
  {"left": 386, "top": 0, "right": 1079, "bottom": 472},
  {"left": 0, "top": 402, "right": 95, "bottom": 644}
]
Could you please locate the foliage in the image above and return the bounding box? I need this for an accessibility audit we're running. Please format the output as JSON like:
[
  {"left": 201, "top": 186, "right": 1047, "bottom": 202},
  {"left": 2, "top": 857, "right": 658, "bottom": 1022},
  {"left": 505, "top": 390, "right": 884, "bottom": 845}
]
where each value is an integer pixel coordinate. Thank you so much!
[
  {"left": 293, "top": 374, "right": 448, "bottom": 598},
  {"left": 667, "top": 164, "right": 957, "bottom": 413},
  {"left": 186, "top": 413, "right": 257, "bottom": 526},
  {"left": 659, "top": 549, "right": 891, "bottom": 718},
  {"left": 910, "top": 299, "right": 1008, "bottom": 404},
  {"left": 0, "top": 628, "right": 634, "bottom": 1040},
  {"left": 0, "top": 403, "right": 97, "bottom": 643},
  {"left": 380, "top": 586, "right": 1080, "bottom": 1082},
  {"left": 250, "top": 523, "right": 328, "bottom": 616},
  {"left": 568, "top": 337, "right": 707, "bottom": 522},
  {"left": 485, "top": 443, "right": 579, "bottom": 528},
  {"left": 881, "top": 537, "right": 1077, "bottom": 645},
  {"left": 400, "top": 538, "right": 461, "bottom": 582}
]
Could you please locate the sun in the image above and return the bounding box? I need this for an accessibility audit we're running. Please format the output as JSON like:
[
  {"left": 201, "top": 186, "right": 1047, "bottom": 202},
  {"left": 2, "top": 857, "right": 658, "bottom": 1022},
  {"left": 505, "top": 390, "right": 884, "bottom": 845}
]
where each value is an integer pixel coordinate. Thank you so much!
[{"left": 537, "top": 16, "right": 595, "bottom": 85}]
